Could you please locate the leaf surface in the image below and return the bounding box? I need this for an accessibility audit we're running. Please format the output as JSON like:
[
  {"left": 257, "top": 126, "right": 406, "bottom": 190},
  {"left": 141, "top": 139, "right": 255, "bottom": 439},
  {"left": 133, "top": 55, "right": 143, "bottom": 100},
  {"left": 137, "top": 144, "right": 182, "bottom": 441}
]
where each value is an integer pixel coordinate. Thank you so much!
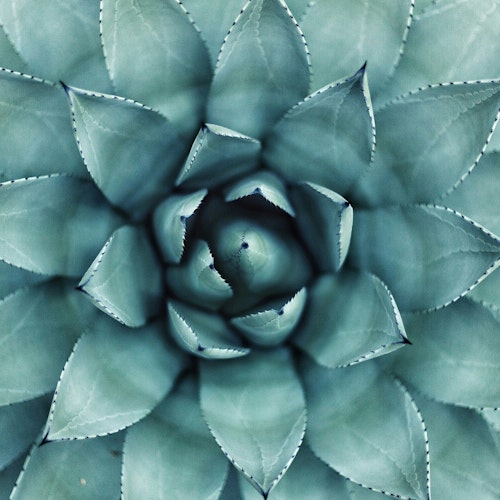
[
  {"left": 0, "top": 26, "right": 27, "bottom": 72},
  {"left": 468, "top": 266, "right": 500, "bottom": 309},
  {"left": 0, "top": 261, "right": 45, "bottom": 300}
]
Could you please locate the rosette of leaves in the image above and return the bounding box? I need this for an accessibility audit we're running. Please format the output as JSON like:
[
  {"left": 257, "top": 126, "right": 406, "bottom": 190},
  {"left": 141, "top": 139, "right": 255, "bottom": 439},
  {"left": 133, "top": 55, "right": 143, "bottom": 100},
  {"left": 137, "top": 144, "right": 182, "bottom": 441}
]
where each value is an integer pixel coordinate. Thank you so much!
[{"left": 1, "top": 0, "right": 500, "bottom": 498}]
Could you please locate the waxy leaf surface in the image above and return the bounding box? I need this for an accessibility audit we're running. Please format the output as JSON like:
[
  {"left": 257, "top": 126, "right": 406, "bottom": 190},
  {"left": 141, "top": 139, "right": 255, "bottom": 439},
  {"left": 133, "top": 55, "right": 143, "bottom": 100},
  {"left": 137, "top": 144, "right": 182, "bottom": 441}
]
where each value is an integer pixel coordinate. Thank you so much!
[
  {"left": 0, "top": 261, "right": 45, "bottom": 300},
  {"left": 0, "top": 26, "right": 27, "bottom": 72}
]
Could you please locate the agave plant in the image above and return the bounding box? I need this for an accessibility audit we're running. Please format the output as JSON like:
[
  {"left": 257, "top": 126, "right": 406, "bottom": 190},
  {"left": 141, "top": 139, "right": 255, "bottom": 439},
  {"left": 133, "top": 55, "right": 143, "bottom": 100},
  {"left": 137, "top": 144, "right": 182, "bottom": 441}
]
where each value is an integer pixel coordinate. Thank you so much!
[{"left": 1, "top": 0, "right": 500, "bottom": 498}]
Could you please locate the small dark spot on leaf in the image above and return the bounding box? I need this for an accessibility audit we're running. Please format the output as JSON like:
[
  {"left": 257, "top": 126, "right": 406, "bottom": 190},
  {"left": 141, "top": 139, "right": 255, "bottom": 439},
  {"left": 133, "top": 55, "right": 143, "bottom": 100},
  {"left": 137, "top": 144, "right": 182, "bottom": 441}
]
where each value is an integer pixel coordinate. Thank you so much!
[
  {"left": 277, "top": 309, "right": 284, "bottom": 316},
  {"left": 241, "top": 242, "right": 249, "bottom": 249}
]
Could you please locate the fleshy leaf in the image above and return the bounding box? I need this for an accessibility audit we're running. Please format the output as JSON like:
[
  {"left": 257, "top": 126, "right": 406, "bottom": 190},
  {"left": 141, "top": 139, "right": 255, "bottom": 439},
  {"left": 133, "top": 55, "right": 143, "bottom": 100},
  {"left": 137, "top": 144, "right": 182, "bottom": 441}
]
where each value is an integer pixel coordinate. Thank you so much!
[
  {"left": 231, "top": 288, "right": 307, "bottom": 346},
  {"left": 200, "top": 348, "right": 306, "bottom": 497},
  {"left": 390, "top": 298, "right": 500, "bottom": 408},
  {"left": 206, "top": 0, "right": 310, "bottom": 139},
  {"left": 264, "top": 67, "right": 375, "bottom": 196},
  {"left": 78, "top": 226, "right": 162, "bottom": 327},
  {"left": 11, "top": 433, "right": 123, "bottom": 499},
  {"left": 0, "top": 261, "right": 46, "bottom": 300},
  {"left": 354, "top": 81, "right": 500, "bottom": 206},
  {"left": 122, "top": 376, "right": 228, "bottom": 499},
  {"left": 294, "top": 271, "right": 407, "bottom": 368},
  {"left": 47, "top": 318, "right": 185, "bottom": 440},
  {"left": 468, "top": 266, "right": 500, "bottom": 309},
  {"left": 166, "top": 239, "right": 233, "bottom": 311},
  {"left": 0, "top": 175, "right": 123, "bottom": 276},
  {"left": 302, "top": 359, "right": 429, "bottom": 500},
  {"left": 290, "top": 182, "right": 353, "bottom": 272},
  {"left": 0, "top": 26, "right": 27, "bottom": 72},
  {"left": 480, "top": 408, "right": 500, "bottom": 433},
  {"left": 65, "top": 85, "right": 186, "bottom": 218},
  {"left": 176, "top": 124, "right": 261, "bottom": 190},
  {"left": 100, "top": 0, "right": 212, "bottom": 138},
  {"left": 0, "top": 455, "right": 25, "bottom": 499},
  {"left": 167, "top": 300, "right": 249, "bottom": 359},
  {"left": 349, "top": 205, "right": 500, "bottom": 311}
]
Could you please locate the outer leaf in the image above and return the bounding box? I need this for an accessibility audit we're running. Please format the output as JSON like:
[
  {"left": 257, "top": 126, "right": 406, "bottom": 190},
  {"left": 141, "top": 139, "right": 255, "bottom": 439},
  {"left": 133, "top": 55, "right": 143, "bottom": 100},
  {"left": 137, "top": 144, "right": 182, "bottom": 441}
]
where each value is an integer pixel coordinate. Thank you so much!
[
  {"left": 219, "top": 468, "right": 244, "bottom": 500},
  {"left": 293, "top": 271, "right": 407, "bottom": 368},
  {"left": 101, "top": 0, "right": 212, "bottom": 137},
  {"left": 47, "top": 318, "right": 185, "bottom": 440},
  {"left": 390, "top": 298, "right": 500, "bottom": 408},
  {"left": 78, "top": 226, "right": 162, "bottom": 327},
  {"left": 122, "top": 376, "right": 228, "bottom": 500},
  {"left": 468, "top": 266, "right": 500, "bottom": 310},
  {"left": 264, "top": 67, "right": 374, "bottom": 196},
  {"left": 11, "top": 433, "right": 123, "bottom": 499},
  {"left": 206, "top": 0, "right": 310, "bottom": 139},
  {"left": 302, "top": 359, "right": 429, "bottom": 500},
  {"left": 0, "top": 26, "right": 27, "bottom": 72},
  {"left": 349, "top": 205, "right": 500, "bottom": 311},
  {"left": 65, "top": 85, "right": 186, "bottom": 218},
  {"left": 200, "top": 348, "right": 306, "bottom": 497},
  {"left": 0, "top": 175, "right": 123, "bottom": 276},
  {"left": 0, "top": 261, "right": 45, "bottom": 300},
  {"left": 0, "top": 455, "right": 24, "bottom": 499}
]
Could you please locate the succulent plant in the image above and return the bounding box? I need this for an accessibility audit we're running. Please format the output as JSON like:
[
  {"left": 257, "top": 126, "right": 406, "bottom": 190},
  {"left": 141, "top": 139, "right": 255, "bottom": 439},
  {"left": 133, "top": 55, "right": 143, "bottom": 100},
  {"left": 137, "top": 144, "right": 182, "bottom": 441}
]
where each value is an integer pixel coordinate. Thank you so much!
[{"left": 1, "top": 0, "right": 500, "bottom": 498}]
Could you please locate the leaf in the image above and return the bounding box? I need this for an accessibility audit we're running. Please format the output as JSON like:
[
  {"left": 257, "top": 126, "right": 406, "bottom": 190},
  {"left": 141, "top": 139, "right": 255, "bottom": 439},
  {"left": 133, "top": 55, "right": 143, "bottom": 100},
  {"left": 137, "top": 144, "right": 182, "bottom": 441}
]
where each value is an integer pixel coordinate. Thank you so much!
[
  {"left": 219, "top": 468, "right": 245, "bottom": 500},
  {"left": 0, "top": 70, "right": 85, "bottom": 181},
  {"left": 302, "top": 359, "right": 429, "bottom": 500},
  {"left": 0, "top": 25, "right": 27, "bottom": 72},
  {"left": 264, "top": 67, "right": 375, "bottom": 196},
  {"left": 11, "top": 433, "right": 123, "bottom": 499},
  {"left": 47, "top": 318, "right": 186, "bottom": 440},
  {"left": 390, "top": 298, "right": 500, "bottom": 408},
  {"left": 0, "top": 455, "right": 24, "bottom": 499},
  {"left": 0, "top": 261, "right": 46, "bottom": 300},
  {"left": 293, "top": 271, "right": 407, "bottom": 368},
  {"left": 122, "top": 376, "right": 228, "bottom": 500},
  {"left": 200, "top": 348, "right": 306, "bottom": 497},
  {"left": 78, "top": 226, "right": 162, "bottom": 327},
  {"left": 349, "top": 205, "right": 500, "bottom": 311},
  {"left": 100, "top": 0, "right": 212, "bottom": 138},
  {"left": 206, "top": 0, "right": 310, "bottom": 139},
  {"left": 468, "top": 266, "right": 500, "bottom": 309},
  {"left": 354, "top": 80, "right": 500, "bottom": 206},
  {"left": 65, "top": 85, "right": 186, "bottom": 218},
  {"left": 480, "top": 408, "right": 500, "bottom": 433},
  {"left": 0, "top": 175, "right": 123, "bottom": 276}
]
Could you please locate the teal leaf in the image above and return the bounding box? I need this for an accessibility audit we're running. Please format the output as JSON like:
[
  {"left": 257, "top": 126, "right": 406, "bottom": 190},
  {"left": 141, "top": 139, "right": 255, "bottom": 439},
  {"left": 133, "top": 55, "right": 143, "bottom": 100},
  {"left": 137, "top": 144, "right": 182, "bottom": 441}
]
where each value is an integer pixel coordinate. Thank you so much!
[
  {"left": 0, "top": 71, "right": 85, "bottom": 181},
  {"left": 78, "top": 226, "right": 162, "bottom": 327},
  {"left": 65, "top": 85, "right": 186, "bottom": 218},
  {"left": 100, "top": 0, "right": 212, "bottom": 138},
  {"left": 468, "top": 266, "right": 500, "bottom": 310},
  {"left": 166, "top": 239, "right": 233, "bottom": 311},
  {"left": 354, "top": 80, "right": 500, "bottom": 206},
  {"left": 11, "top": 433, "right": 123, "bottom": 499},
  {"left": 302, "top": 359, "right": 429, "bottom": 500},
  {"left": 0, "top": 261, "right": 46, "bottom": 300},
  {"left": 290, "top": 182, "right": 353, "bottom": 272},
  {"left": 153, "top": 189, "right": 207, "bottom": 264},
  {"left": 0, "top": 25, "right": 27, "bottom": 72},
  {"left": 206, "top": 0, "right": 310, "bottom": 139},
  {"left": 480, "top": 408, "right": 500, "bottom": 434},
  {"left": 390, "top": 298, "right": 500, "bottom": 408},
  {"left": 47, "top": 318, "right": 185, "bottom": 440},
  {"left": 0, "top": 0, "right": 112, "bottom": 91},
  {"left": 284, "top": 0, "right": 310, "bottom": 20},
  {"left": 176, "top": 124, "right": 261, "bottom": 190},
  {"left": 0, "top": 455, "right": 24, "bottom": 499},
  {"left": 122, "top": 376, "right": 228, "bottom": 500},
  {"left": 264, "top": 67, "right": 375, "bottom": 196},
  {"left": 167, "top": 300, "right": 249, "bottom": 359},
  {"left": 200, "top": 348, "right": 306, "bottom": 497},
  {"left": 349, "top": 205, "right": 500, "bottom": 311},
  {"left": 294, "top": 271, "right": 407, "bottom": 368}
]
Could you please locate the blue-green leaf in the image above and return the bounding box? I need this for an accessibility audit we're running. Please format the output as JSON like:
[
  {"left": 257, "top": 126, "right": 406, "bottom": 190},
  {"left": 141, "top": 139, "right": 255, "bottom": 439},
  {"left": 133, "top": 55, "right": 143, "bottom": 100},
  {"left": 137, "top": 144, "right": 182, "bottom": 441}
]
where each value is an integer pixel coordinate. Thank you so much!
[
  {"left": 206, "top": 0, "right": 310, "bottom": 139},
  {"left": 200, "top": 348, "right": 306, "bottom": 497},
  {"left": 122, "top": 376, "right": 228, "bottom": 499},
  {"left": 302, "top": 359, "right": 429, "bottom": 500},
  {"left": 468, "top": 266, "right": 500, "bottom": 310},
  {"left": 350, "top": 205, "right": 500, "bottom": 311},
  {"left": 480, "top": 408, "right": 500, "bottom": 434},
  {"left": 0, "top": 261, "right": 46, "bottom": 300},
  {"left": 47, "top": 318, "right": 185, "bottom": 440},
  {"left": 0, "top": 455, "right": 24, "bottom": 499},
  {"left": 0, "top": 26, "right": 27, "bottom": 72}
]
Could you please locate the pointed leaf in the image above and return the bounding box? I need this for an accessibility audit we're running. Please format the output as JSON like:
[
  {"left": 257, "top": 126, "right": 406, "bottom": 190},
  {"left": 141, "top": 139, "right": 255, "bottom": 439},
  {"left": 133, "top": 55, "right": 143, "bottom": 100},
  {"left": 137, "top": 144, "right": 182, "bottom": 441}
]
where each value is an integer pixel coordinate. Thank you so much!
[
  {"left": 200, "top": 348, "right": 307, "bottom": 497},
  {"left": 294, "top": 271, "right": 407, "bottom": 368},
  {"left": 65, "top": 85, "right": 186, "bottom": 218},
  {"left": 302, "top": 359, "right": 429, "bottom": 500},
  {"left": 0, "top": 26, "right": 27, "bottom": 72},
  {"left": 47, "top": 318, "right": 185, "bottom": 440},
  {"left": 167, "top": 301, "right": 249, "bottom": 359},
  {"left": 206, "top": 0, "right": 310, "bottom": 139},
  {"left": 122, "top": 376, "right": 228, "bottom": 499},
  {"left": 101, "top": 0, "right": 212, "bottom": 137},
  {"left": 350, "top": 205, "right": 500, "bottom": 311},
  {"left": 0, "top": 261, "right": 46, "bottom": 300},
  {"left": 468, "top": 266, "right": 500, "bottom": 310},
  {"left": 290, "top": 182, "right": 353, "bottom": 272}
]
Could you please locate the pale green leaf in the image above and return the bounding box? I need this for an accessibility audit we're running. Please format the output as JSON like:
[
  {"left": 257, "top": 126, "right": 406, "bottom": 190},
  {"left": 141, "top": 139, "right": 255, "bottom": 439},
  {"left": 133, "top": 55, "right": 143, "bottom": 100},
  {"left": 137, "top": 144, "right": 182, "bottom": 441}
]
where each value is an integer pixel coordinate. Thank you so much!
[
  {"left": 480, "top": 408, "right": 500, "bottom": 433},
  {"left": 414, "top": 0, "right": 436, "bottom": 15},
  {"left": 349, "top": 205, "right": 500, "bottom": 311},
  {"left": 47, "top": 318, "right": 185, "bottom": 440},
  {"left": 0, "top": 261, "right": 46, "bottom": 300},
  {"left": 0, "top": 455, "right": 24, "bottom": 499},
  {"left": 122, "top": 376, "right": 228, "bottom": 500},
  {"left": 346, "top": 482, "right": 393, "bottom": 499},
  {"left": 200, "top": 348, "right": 306, "bottom": 497},
  {"left": 206, "top": 0, "right": 310, "bottom": 139},
  {"left": 302, "top": 359, "right": 429, "bottom": 500},
  {"left": 468, "top": 266, "right": 500, "bottom": 310},
  {"left": 78, "top": 226, "right": 162, "bottom": 327},
  {"left": 0, "top": 26, "right": 27, "bottom": 72},
  {"left": 284, "top": 0, "right": 310, "bottom": 20},
  {"left": 294, "top": 271, "right": 407, "bottom": 368},
  {"left": 101, "top": 0, "right": 212, "bottom": 138}
]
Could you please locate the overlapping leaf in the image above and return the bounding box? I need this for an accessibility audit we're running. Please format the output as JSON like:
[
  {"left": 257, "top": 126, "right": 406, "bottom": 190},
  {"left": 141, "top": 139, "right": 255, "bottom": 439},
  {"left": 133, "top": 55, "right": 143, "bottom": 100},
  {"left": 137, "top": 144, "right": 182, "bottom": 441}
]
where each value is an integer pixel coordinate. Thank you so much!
[
  {"left": 0, "top": 27, "right": 27, "bottom": 72},
  {"left": 468, "top": 266, "right": 500, "bottom": 309},
  {"left": 0, "top": 261, "right": 45, "bottom": 300}
]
